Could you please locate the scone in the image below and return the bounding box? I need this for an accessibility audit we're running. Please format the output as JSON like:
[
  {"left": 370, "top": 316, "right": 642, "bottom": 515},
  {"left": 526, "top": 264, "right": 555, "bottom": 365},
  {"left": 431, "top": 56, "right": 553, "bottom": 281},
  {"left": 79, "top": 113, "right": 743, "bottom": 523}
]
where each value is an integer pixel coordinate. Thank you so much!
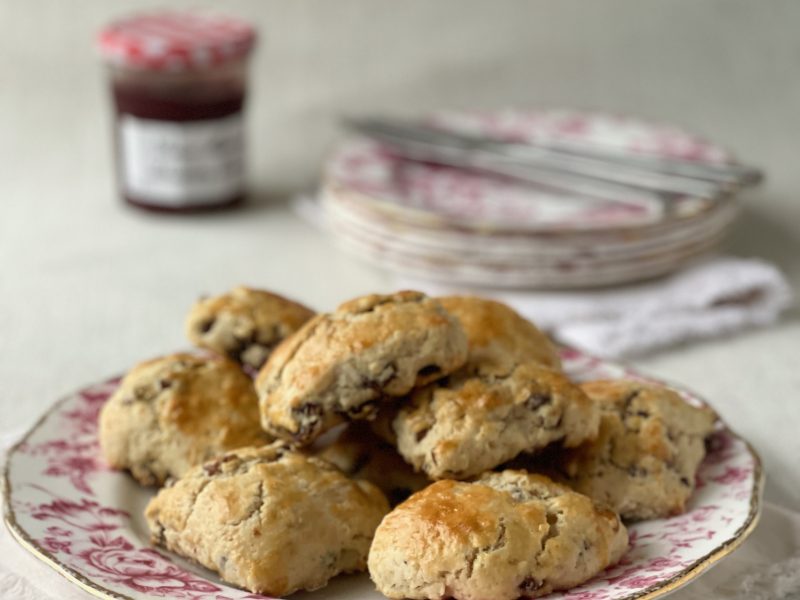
[
  {"left": 256, "top": 291, "right": 468, "bottom": 445},
  {"left": 439, "top": 296, "right": 561, "bottom": 370},
  {"left": 185, "top": 286, "right": 314, "bottom": 370},
  {"left": 98, "top": 353, "right": 268, "bottom": 486},
  {"left": 553, "top": 379, "right": 717, "bottom": 521},
  {"left": 382, "top": 362, "right": 599, "bottom": 480},
  {"left": 145, "top": 444, "right": 389, "bottom": 596},
  {"left": 316, "top": 423, "right": 431, "bottom": 505},
  {"left": 368, "top": 470, "right": 627, "bottom": 600}
]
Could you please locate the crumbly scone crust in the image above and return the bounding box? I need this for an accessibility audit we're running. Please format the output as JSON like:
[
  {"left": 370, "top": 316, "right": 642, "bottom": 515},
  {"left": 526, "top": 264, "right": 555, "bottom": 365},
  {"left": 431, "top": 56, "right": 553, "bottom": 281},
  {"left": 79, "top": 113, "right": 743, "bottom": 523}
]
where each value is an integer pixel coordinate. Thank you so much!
[
  {"left": 438, "top": 296, "right": 561, "bottom": 371},
  {"left": 316, "top": 423, "right": 431, "bottom": 505},
  {"left": 555, "top": 379, "right": 717, "bottom": 520},
  {"left": 145, "top": 444, "right": 390, "bottom": 596},
  {"left": 185, "top": 286, "right": 314, "bottom": 370},
  {"left": 387, "top": 362, "right": 599, "bottom": 480},
  {"left": 256, "top": 291, "right": 468, "bottom": 445},
  {"left": 368, "top": 471, "right": 627, "bottom": 600},
  {"left": 98, "top": 353, "right": 268, "bottom": 486}
]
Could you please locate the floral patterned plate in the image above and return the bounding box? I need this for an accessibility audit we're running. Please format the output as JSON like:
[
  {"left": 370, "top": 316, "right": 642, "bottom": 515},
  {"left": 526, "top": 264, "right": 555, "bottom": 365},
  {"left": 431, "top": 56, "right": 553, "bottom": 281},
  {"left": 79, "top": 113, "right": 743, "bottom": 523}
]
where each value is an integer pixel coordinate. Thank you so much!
[
  {"left": 325, "top": 201, "right": 735, "bottom": 288},
  {"left": 326, "top": 109, "right": 734, "bottom": 233},
  {"left": 3, "top": 348, "right": 762, "bottom": 600},
  {"left": 323, "top": 189, "right": 740, "bottom": 260},
  {"left": 321, "top": 109, "right": 746, "bottom": 288}
]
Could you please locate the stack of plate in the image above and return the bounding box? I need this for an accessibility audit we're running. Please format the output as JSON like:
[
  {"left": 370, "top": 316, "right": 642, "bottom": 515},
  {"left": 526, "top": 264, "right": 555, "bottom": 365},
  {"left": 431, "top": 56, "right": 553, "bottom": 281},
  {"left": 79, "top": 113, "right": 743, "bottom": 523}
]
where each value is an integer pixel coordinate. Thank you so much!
[{"left": 322, "top": 109, "right": 743, "bottom": 288}]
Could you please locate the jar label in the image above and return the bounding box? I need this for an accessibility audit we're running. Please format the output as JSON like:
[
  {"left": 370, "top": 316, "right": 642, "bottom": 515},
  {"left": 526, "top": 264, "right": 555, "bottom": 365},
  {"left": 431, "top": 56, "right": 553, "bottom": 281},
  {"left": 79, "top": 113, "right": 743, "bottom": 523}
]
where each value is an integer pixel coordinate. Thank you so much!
[{"left": 119, "top": 114, "right": 244, "bottom": 206}]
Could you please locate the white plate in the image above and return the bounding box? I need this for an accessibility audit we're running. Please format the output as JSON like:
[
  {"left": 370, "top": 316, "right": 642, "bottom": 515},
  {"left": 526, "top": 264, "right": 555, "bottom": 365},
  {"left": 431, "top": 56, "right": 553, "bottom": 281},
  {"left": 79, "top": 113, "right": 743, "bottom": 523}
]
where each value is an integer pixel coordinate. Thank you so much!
[
  {"left": 330, "top": 227, "right": 729, "bottom": 288},
  {"left": 326, "top": 200, "right": 736, "bottom": 267},
  {"left": 3, "top": 348, "right": 762, "bottom": 600},
  {"left": 323, "top": 188, "right": 740, "bottom": 261}
]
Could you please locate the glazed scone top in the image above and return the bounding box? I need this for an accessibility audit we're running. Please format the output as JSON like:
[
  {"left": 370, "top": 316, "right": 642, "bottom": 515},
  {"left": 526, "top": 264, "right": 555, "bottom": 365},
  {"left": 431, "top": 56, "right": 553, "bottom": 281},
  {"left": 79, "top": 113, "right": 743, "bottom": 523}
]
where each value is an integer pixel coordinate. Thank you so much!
[
  {"left": 98, "top": 353, "right": 267, "bottom": 486},
  {"left": 388, "top": 361, "right": 599, "bottom": 479},
  {"left": 559, "top": 379, "right": 717, "bottom": 520},
  {"left": 438, "top": 296, "right": 560, "bottom": 371},
  {"left": 145, "top": 443, "right": 390, "bottom": 596},
  {"left": 579, "top": 379, "right": 717, "bottom": 441},
  {"left": 368, "top": 471, "right": 628, "bottom": 600},
  {"left": 256, "top": 291, "right": 468, "bottom": 444},
  {"left": 185, "top": 286, "right": 314, "bottom": 370}
]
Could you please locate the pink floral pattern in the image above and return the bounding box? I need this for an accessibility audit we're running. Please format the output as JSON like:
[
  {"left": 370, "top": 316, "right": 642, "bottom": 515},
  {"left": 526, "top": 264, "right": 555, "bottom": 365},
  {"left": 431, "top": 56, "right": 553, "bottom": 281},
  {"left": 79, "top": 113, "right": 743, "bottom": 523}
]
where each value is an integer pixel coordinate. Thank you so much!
[
  {"left": 4, "top": 349, "right": 761, "bottom": 600},
  {"left": 76, "top": 536, "right": 221, "bottom": 596},
  {"left": 20, "top": 379, "right": 120, "bottom": 495},
  {"left": 10, "top": 484, "right": 236, "bottom": 599},
  {"left": 323, "top": 110, "right": 742, "bottom": 289},
  {"left": 327, "top": 109, "right": 731, "bottom": 231}
]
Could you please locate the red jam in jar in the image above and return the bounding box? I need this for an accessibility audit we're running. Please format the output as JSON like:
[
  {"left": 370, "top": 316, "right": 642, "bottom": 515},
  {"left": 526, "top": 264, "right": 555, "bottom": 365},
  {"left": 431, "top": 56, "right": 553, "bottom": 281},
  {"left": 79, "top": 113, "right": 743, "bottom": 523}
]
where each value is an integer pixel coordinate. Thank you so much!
[{"left": 98, "top": 13, "right": 256, "bottom": 212}]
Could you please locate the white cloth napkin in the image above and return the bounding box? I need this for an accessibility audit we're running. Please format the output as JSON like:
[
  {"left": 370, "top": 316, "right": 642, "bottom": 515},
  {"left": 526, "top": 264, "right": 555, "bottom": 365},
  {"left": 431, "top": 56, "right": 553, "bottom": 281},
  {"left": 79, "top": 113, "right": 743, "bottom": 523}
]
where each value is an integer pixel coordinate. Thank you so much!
[{"left": 398, "top": 256, "right": 793, "bottom": 358}]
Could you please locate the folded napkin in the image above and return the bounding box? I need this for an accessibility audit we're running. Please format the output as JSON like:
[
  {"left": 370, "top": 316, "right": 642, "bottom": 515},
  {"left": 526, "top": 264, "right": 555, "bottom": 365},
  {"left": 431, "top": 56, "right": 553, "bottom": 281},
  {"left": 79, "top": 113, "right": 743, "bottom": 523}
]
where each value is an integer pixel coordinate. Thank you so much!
[{"left": 397, "top": 256, "right": 793, "bottom": 358}]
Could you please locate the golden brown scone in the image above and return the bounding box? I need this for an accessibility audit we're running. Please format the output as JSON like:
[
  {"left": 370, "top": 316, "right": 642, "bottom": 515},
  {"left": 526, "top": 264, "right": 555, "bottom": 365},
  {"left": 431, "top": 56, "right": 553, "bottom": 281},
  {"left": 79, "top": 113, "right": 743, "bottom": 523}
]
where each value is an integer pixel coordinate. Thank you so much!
[
  {"left": 380, "top": 362, "right": 598, "bottom": 480},
  {"left": 368, "top": 471, "right": 627, "bottom": 600},
  {"left": 98, "top": 353, "right": 268, "bottom": 486},
  {"left": 145, "top": 444, "right": 389, "bottom": 596},
  {"left": 315, "top": 423, "right": 431, "bottom": 505},
  {"left": 438, "top": 296, "right": 560, "bottom": 371},
  {"left": 256, "top": 291, "right": 468, "bottom": 445},
  {"left": 552, "top": 379, "right": 717, "bottom": 521},
  {"left": 185, "top": 286, "right": 314, "bottom": 370}
]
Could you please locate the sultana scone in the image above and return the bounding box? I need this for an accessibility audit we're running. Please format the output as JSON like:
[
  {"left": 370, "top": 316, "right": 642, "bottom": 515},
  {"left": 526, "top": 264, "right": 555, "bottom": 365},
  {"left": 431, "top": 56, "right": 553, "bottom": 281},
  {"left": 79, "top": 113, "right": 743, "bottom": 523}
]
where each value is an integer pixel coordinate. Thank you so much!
[
  {"left": 381, "top": 362, "right": 599, "bottom": 480},
  {"left": 98, "top": 353, "right": 268, "bottom": 486},
  {"left": 552, "top": 379, "right": 717, "bottom": 521},
  {"left": 368, "top": 470, "right": 627, "bottom": 600},
  {"left": 145, "top": 444, "right": 389, "bottom": 596},
  {"left": 315, "top": 423, "right": 431, "bottom": 505},
  {"left": 185, "top": 285, "right": 314, "bottom": 370},
  {"left": 256, "top": 291, "right": 468, "bottom": 445},
  {"left": 438, "top": 296, "right": 561, "bottom": 371}
]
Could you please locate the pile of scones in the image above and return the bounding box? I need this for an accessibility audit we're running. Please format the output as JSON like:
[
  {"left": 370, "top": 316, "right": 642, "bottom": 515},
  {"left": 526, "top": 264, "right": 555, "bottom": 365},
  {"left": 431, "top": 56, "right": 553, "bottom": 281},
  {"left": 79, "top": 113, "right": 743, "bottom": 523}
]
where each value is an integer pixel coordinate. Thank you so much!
[{"left": 98, "top": 287, "right": 717, "bottom": 599}]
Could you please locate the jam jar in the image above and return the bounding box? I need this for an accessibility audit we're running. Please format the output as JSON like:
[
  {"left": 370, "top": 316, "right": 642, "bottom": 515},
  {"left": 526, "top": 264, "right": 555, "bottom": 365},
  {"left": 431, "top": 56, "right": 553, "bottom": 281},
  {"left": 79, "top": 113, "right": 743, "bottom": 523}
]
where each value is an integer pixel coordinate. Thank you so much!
[{"left": 98, "top": 13, "right": 257, "bottom": 212}]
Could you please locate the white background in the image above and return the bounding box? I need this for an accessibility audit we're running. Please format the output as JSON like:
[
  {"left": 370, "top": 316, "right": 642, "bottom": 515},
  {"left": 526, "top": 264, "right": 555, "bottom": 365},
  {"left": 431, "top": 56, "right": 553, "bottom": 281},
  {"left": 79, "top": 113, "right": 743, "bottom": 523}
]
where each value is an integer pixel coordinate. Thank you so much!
[{"left": 1, "top": 0, "right": 799, "bottom": 558}]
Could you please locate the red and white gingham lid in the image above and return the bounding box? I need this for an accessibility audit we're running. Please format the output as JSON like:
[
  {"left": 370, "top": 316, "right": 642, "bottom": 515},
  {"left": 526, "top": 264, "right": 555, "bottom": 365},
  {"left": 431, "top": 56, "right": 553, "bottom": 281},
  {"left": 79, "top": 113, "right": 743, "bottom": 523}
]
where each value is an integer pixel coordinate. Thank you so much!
[{"left": 98, "top": 12, "right": 256, "bottom": 71}]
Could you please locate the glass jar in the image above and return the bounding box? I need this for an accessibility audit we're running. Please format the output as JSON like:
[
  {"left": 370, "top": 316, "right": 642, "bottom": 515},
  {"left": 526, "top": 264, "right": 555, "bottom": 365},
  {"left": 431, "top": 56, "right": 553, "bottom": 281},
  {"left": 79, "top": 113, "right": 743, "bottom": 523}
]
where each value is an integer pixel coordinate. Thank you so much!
[{"left": 98, "top": 13, "right": 256, "bottom": 212}]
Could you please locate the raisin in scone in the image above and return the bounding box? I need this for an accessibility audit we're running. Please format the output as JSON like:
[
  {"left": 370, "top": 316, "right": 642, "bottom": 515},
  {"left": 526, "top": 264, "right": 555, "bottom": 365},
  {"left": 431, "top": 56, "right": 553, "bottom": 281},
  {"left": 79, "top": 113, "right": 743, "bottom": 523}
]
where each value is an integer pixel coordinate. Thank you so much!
[
  {"left": 99, "top": 353, "right": 268, "bottom": 486},
  {"left": 439, "top": 296, "right": 561, "bottom": 371},
  {"left": 145, "top": 444, "right": 389, "bottom": 596},
  {"left": 256, "top": 291, "right": 468, "bottom": 445},
  {"left": 316, "top": 423, "right": 431, "bottom": 505},
  {"left": 554, "top": 379, "right": 717, "bottom": 521},
  {"left": 382, "top": 362, "right": 598, "bottom": 480},
  {"left": 185, "top": 286, "right": 314, "bottom": 370},
  {"left": 368, "top": 471, "right": 627, "bottom": 600}
]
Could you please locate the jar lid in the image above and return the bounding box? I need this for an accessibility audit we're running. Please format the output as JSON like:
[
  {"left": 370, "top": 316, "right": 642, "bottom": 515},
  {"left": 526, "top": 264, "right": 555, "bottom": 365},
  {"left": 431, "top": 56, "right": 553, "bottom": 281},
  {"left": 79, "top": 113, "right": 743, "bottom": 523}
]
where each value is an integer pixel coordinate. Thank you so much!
[{"left": 98, "top": 12, "right": 256, "bottom": 71}]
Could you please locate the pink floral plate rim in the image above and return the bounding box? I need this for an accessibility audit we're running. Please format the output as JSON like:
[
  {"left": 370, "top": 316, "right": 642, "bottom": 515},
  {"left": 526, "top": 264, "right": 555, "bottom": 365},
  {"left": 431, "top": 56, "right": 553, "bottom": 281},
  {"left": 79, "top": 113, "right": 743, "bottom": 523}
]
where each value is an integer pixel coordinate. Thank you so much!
[
  {"left": 330, "top": 229, "right": 727, "bottom": 289},
  {"left": 2, "top": 349, "right": 764, "bottom": 600},
  {"left": 325, "top": 108, "right": 739, "bottom": 235},
  {"left": 322, "top": 188, "right": 741, "bottom": 259}
]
